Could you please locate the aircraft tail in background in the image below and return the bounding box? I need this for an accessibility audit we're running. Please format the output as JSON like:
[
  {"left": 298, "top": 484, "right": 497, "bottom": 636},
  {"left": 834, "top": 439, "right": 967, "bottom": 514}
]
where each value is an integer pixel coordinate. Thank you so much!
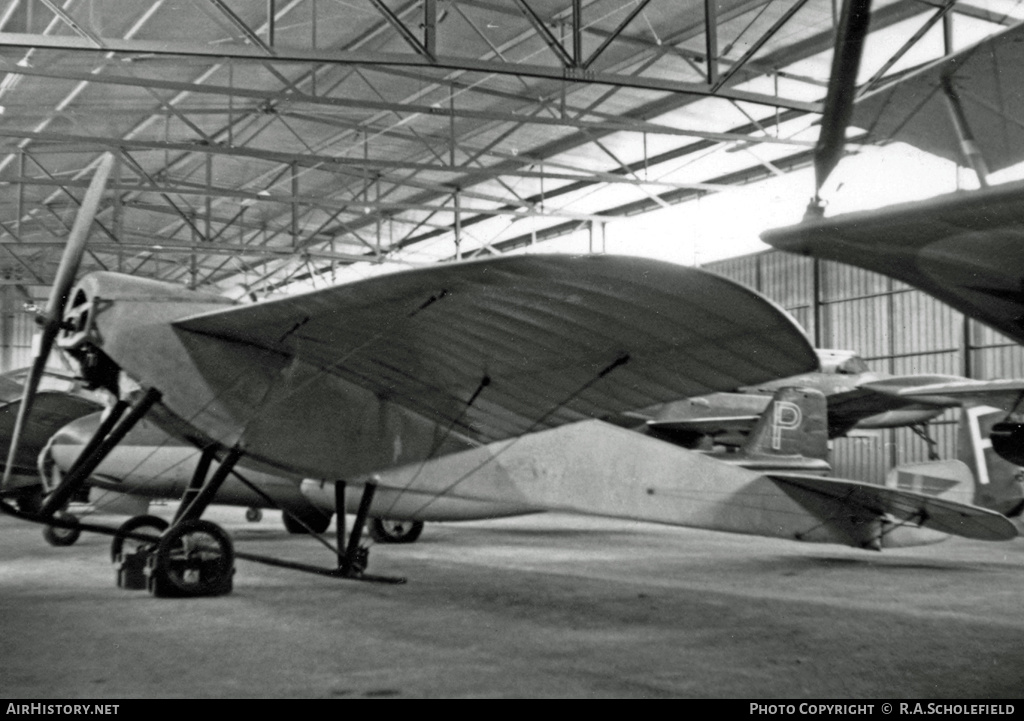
[
  {"left": 731, "top": 387, "right": 831, "bottom": 472},
  {"left": 958, "top": 405, "right": 1024, "bottom": 522}
]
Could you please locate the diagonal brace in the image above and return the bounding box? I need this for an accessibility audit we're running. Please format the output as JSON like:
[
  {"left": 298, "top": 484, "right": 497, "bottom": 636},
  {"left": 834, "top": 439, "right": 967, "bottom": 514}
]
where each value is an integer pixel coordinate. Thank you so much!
[
  {"left": 40, "top": 388, "right": 162, "bottom": 517},
  {"left": 341, "top": 480, "right": 378, "bottom": 576},
  {"left": 175, "top": 446, "right": 243, "bottom": 525}
]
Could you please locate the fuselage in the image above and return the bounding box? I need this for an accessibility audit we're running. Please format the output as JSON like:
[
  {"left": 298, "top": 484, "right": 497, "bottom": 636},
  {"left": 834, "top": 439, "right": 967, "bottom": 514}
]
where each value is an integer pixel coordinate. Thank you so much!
[{"left": 45, "top": 410, "right": 541, "bottom": 522}]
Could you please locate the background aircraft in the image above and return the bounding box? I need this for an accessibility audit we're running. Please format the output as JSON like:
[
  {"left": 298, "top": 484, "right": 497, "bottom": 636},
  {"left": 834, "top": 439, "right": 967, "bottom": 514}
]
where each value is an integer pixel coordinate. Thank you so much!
[
  {"left": 627, "top": 348, "right": 974, "bottom": 450},
  {"left": 760, "top": 6, "right": 1024, "bottom": 471},
  {"left": 0, "top": 368, "right": 103, "bottom": 516},
  {"left": 957, "top": 405, "right": 1024, "bottom": 526}
]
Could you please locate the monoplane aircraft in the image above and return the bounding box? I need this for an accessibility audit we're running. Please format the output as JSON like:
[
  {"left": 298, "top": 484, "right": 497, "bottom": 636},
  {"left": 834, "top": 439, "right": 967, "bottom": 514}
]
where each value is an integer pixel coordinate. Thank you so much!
[
  {"left": 0, "top": 153, "right": 1015, "bottom": 598},
  {"left": 630, "top": 348, "right": 974, "bottom": 450}
]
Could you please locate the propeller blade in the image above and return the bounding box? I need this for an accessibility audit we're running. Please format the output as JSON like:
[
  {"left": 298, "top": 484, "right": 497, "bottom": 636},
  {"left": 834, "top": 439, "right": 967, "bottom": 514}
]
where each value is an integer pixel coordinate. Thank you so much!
[
  {"left": 1, "top": 153, "right": 115, "bottom": 493},
  {"left": 812, "top": 0, "right": 872, "bottom": 206}
]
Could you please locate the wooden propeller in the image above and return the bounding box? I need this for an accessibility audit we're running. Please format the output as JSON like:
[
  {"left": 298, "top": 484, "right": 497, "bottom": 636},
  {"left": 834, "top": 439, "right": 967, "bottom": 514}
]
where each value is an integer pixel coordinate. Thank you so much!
[{"left": 1, "top": 153, "right": 115, "bottom": 493}]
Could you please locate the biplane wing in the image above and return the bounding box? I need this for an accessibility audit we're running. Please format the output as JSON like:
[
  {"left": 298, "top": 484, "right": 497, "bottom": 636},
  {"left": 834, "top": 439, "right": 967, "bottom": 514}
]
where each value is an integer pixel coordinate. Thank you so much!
[{"left": 852, "top": 21, "right": 1024, "bottom": 174}]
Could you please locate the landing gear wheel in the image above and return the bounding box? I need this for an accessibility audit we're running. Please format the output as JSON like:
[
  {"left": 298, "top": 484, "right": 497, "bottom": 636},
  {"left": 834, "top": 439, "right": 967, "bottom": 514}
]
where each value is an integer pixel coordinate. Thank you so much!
[
  {"left": 42, "top": 511, "right": 81, "bottom": 547},
  {"left": 245, "top": 507, "right": 263, "bottom": 523},
  {"left": 150, "top": 519, "right": 234, "bottom": 597},
  {"left": 283, "top": 510, "right": 331, "bottom": 535},
  {"left": 366, "top": 518, "right": 424, "bottom": 544},
  {"left": 110, "top": 515, "right": 169, "bottom": 562}
]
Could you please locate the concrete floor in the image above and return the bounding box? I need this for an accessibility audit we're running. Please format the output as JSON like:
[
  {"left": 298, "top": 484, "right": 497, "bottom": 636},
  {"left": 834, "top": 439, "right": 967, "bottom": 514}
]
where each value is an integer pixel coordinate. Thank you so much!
[{"left": 1, "top": 506, "right": 1022, "bottom": 699}]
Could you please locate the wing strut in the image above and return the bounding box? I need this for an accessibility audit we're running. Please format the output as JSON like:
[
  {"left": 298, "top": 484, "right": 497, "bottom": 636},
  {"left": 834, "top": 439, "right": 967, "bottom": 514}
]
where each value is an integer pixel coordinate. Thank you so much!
[
  {"left": 180, "top": 466, "right": 407, "bottom": 584},
  {"left": 39, "top": 388, "right": 162, "bottom": 517},
  {"left": 809, "top": 0, "right": 873, "bottom": 215},
  {"left": 334, "top": 478, "right": 380, "bottom": 578},
  {"left": 941, "top": 76, "right": 991, "bottom": 187},
  {"left": 380, "top": 372, "right": 493, "bottom": 519}
]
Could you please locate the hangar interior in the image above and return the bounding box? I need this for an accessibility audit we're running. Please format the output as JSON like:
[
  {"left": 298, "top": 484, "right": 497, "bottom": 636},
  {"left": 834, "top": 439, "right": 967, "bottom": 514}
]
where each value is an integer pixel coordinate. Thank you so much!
[{"left": 0, "top": 0, "right": 1021, "bottom": 482}]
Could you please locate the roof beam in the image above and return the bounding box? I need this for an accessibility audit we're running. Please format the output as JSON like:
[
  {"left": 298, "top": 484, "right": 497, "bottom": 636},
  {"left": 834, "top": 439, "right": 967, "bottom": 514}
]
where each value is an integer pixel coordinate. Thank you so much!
[{"left": 0, "top": 32, "right": 820, "bottom": 111}]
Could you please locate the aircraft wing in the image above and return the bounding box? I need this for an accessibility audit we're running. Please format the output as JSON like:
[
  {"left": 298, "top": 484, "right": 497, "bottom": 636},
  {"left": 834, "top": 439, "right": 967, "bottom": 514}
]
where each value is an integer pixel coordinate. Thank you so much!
[
  {"left": 768, "top": 472, "right": 1018, "bottom": 542},
  {"left": 883, "top": 378, "right": 1024, "bottom": 412},
  {"left": 647, "top": 415, "right": 760, "bottom": 436},
  {"left": 174, "top": 255, "right": 818, "bottom": 445},
  {"left": 822, "top": 373, "right": 965, "bottom": 433},
  {"left": 852, "top": 22, "right": 1024, "bottom": 173},
  {"left": 761, "top": 180, "right": 1024, "bottom": 345}
]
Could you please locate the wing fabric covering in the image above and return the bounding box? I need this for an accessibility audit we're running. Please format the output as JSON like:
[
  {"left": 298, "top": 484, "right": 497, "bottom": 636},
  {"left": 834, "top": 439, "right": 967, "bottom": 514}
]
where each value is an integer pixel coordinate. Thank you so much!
[
  {"left": 769, "top": 473, "right": 1017, "bottom": 542},
  {"left": 174, "top": 255, "right": 818, "bottom": 445},
  {"left": 852, "top": 22, "right": 1024, "bottom": 174},
  {"left": 762, "top": 182, "right": 1024, "bottom": 345}
]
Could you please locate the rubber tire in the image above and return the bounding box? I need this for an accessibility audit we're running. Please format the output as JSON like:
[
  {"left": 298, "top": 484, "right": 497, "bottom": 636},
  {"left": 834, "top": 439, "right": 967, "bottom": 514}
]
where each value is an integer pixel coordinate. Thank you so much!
[
  {"left": 366, "top": 518, "right": 424, "bottom": 544},
  {"left": 43, "top": 511, "right": 81, "bottom": 547},
  {"left": 282, "top": 510, "right": 331, "bottom": 535},
  {"left": 152, "top": 519, "right": 234, "bottom": 597},
  {"left": 110, "top": 514, "right": 170, "bottom": 562},
  {"left": 245, "top": 507, "right": 263, "bottom": 523}
]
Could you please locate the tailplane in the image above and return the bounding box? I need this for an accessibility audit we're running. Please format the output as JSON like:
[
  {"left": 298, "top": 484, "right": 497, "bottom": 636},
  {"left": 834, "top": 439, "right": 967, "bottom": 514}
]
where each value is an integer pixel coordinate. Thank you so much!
[
  {"left": 958, "top": 405, "right": 1024, "bottom": 519},
  {"left": 885, "top": 459, "right": 973, "bottom": 505}
]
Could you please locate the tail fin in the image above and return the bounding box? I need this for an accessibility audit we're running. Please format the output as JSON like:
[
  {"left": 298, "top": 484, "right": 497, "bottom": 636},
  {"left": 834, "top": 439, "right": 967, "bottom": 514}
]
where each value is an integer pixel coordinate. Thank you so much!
[
  {"left": 739, "top": 387, "right": 829, "bottom": 461},
  {"left": 958, "top": 406, "right": 1024, "bottom": 518}
]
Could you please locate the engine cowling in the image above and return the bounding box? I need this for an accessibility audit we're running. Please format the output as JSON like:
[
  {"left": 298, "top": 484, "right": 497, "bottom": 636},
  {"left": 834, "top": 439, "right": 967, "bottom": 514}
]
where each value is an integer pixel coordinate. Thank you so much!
[{"left": 990, "top": 421, "right": 1024, "bottom": 467}]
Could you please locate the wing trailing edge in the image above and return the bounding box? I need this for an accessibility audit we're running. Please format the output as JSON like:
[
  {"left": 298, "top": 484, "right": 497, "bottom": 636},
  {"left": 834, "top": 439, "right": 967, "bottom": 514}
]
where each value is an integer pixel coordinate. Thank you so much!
[{"left": 768, "top": 471, "right": 1018, "bottom": 542}]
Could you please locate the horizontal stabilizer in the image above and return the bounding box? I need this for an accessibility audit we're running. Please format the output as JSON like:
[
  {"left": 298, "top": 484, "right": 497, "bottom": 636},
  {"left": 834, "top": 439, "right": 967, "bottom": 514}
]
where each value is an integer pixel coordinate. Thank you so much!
[
  {"left": 886, "top": 459, "right": 972, "bottom": 505},
  {"left": 769, "top": 472, "right": 1018, "bottom": 542},
  {"left": 647, "top": 415, "right": 759, "bottom": 436}
]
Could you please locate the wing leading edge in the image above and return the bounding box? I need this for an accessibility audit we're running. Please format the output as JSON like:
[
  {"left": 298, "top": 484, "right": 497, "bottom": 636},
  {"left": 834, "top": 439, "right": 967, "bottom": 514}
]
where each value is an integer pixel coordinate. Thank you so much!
[
  {"left": 762, "top": 181, "right": 1024, "bottom": 345},
  {"left": 173, "top": 255, "right": 818, "bottom": 445}
]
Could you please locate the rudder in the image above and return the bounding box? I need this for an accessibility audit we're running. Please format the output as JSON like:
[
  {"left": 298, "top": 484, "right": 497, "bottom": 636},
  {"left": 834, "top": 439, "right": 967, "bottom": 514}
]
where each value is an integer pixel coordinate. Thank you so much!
[
  {"left": 958, "top": 405, "right": 1024, "bottom": 518},
  {"left": 739, "top": 387, "right": 829, "bottom": 461}
]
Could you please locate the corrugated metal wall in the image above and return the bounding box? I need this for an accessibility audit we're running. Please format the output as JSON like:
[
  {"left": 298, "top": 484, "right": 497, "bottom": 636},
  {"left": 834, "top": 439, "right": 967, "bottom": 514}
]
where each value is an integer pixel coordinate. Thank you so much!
[
  {"left": 0, "top": 286, "right": 36, "bottom": 373},
  {"left": 704, "top": 250, "right": 1024, "bottom": 484}
]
